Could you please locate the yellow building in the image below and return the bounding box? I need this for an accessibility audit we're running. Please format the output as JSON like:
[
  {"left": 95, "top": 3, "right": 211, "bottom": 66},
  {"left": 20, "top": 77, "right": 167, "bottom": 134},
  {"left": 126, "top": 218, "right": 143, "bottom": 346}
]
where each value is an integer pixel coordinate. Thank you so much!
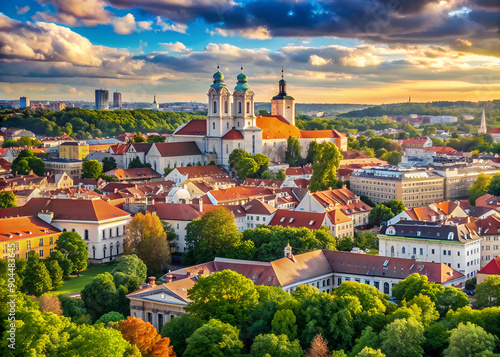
[
  {"left": 59, "top": 141, "right": 90, "bottom": 160},
  {"left": 0, "top": 216, "right": 61, "bottom": 259}
]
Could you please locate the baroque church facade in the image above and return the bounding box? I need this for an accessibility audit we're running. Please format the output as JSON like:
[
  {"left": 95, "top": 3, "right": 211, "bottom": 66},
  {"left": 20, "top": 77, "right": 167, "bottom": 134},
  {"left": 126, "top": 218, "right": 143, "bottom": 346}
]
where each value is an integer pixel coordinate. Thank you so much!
[{"left": 172, "top": 67, "right": 347, "bottom": 167}]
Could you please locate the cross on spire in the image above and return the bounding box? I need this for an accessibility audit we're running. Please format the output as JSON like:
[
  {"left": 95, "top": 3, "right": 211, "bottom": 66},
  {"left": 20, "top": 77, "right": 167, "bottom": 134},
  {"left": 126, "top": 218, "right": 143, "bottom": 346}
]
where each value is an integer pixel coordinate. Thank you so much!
[{"left": 281, "top": 63, "right": 284, "bottom": 80}]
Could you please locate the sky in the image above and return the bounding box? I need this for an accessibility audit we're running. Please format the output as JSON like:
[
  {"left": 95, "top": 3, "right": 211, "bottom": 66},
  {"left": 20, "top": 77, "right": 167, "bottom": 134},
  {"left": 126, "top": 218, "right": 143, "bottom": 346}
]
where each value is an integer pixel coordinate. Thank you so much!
[{"left": 0, "top": 0, "right": 498, "bottom": 104}]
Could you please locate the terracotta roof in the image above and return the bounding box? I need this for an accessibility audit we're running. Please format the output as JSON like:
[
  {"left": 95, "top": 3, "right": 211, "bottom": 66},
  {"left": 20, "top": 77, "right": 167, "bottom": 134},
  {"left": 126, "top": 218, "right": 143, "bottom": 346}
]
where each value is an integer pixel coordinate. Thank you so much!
[
  {"left": 102, "top": 182, "right": 136, "bottom": 193},
  {"left": 222, "top": 128, "right": 244, "bottom": 140},
  {"left": 323, "top": 250, "right": 463, "bottom": 284},
  {"left": 73, "top": 177, "right": 98, "bottom": 186},
  {"left": 326, "top": 209, "right": 351, "bottom": 224},
  {"left": 285, "top": 165, "right": 313, "bottom": 176},
  {"left": 272, "top": 250, "right": 332, "bottom": 286},
  {"left": 269, "top": 209, "right": 326, "bottom": 230},
  {"left": 401, "top": 138, "right": 429, "bottom": 145},
  {"left": 129, "top": 143, "right": 153, "bottom": 153},
  {"left": 244, "top": 178, "right": 283, "bottom": 188},
  {"left": 489, "top": 128, "right": 500, "bottom": 134},
  {"left": 0, "top": 158, "right": 12, "bottom": 171},
  {"left": 478, "top": 257, "right": 500, "bottom": 275},
  {"left": 154, "top": 142, "right": 202, "bottom": 157},
  {"left": 242, "top": 199, "right": 277, "bottom": 215},
  {"left": 426, "top": 146, "right": 457, "bottom": 153},
  {"left": 311, "top": 188, "right": 372, "bottom": 215},
  {"left": 175, "top": 165, "right": 229, "bottom": 178},
  {"left": 152, "top": 202, "right": 203, "bottom": 221},
  {"left": 0, "top": 216, "right": 60, "bottom": 242},
  {"left": 201, "top": 204, "right": 246, "bottom": 218},
  {"left": 337, "top": 168, "right": 354, "bottom": 179},
  {"left": 476, "top": 194, "right": 500, "bottom": 211},
  {"left": 257, "top": 115, "right": 301, "bottom": 139},
  {"left": 478, "top": 214, "right": 500, "bottom": 236},
  {"left": 107, "top": 167, "right": 161, "bottom": 181},
  {"left": 293, "top": 179, "right": 309, "bottom": 188},
  {"left": 0, "top": 197, "right": 130, "bottom": 222},
  {"left": 110, "top": 144, "right": 129, "bottom": 155},
  {"left": 208, "top": 186, "right": 273, "bottom": 203},
  {"left": 174, "top": 119, "right": 207, "bottom": 136},
  {"left": 300, "top": 129, "right": 346, "bottom": 139}
]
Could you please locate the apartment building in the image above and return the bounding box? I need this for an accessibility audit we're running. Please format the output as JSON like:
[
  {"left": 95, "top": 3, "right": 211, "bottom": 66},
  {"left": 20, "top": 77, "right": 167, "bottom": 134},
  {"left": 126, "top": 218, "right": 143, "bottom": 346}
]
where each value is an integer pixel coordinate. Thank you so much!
[{"left": 349, "top": 166, "right": 444, "bottom": 208}]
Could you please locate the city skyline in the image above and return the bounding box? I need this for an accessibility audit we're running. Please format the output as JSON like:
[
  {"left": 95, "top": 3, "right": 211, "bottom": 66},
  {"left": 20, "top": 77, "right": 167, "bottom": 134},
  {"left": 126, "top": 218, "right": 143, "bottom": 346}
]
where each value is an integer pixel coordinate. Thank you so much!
[{"left": 0, "top": 0, "right": 498, "bottom": 104}]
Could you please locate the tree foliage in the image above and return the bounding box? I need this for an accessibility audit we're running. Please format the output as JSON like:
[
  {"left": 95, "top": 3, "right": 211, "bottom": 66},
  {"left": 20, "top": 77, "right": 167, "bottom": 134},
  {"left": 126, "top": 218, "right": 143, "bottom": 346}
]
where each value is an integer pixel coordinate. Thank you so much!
[
  {"left": 22, "top": 250, "right": 52, "bottom": 296},
  {"left": 81, "top": 272, "right": 118, "bottom": 321},
  {"left": 102, "top": 157, "right": 117, "bottom": 172},
  {"left": 475, "top": 275, "right": 500, "bottom": 309},
  {"left": 368, "top": 204, "right": 395, "bottom": 226},
  {"left": 184, "top": 318, "right": 243, "bottom": 357},
  {"left": 308, "top": 142, "right": 343, "bottom": 192},
  {"left": 469, "top": 173, "right": 493, "bottom": 205},
  {"left": 161, "top": 313, "right": 205, "bottom": 356},
  {"left": 124, "top": 212, "right": 171, "bottom": 277},
  {"left": 380, "top": 318, "right": 425, "bottom": 357},
  {"left": 0, "top": 191, "right": 17, "bottom": 208},
  {"left": 11, "top": 149, "right": 45, "bottom": 176},
  {"left": 56, "top": 231, "right": 88, "bottom": 276},
  {"left": 285, "top": 137, "right": 303, "bottom": 166},
  {"left": 250, "top": 333, "right": 302, "bottom": 357},
  {"left": 81, "top": 160, "right": 103, "bottom": 179},
  {"left": 444, "top": 322, "right": 496, "bottom": 357}
]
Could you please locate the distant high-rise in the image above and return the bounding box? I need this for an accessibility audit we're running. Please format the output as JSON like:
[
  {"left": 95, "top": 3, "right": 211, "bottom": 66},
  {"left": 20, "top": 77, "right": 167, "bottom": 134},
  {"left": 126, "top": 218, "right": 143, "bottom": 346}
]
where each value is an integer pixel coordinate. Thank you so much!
[
  {"left": 95, "top": 89, "right": 109, "bottom": 110},
  {"left": 113, "top": 91, "right": 122, "bottom": 109},
  {"left": 20, "top": 96, "right": 30, "bottom": 109}
]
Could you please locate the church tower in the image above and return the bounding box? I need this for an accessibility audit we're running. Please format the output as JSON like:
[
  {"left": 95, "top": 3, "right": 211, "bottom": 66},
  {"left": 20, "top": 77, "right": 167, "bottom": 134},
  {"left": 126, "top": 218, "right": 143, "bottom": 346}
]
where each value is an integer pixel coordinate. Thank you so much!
[
  {"left": 479, "top": 108, "right": 487, "bottom": 134},
  {"left": 152, "top": 94, "right": 159, "bottom": 110},
  {"left": 232, "top": 67, "right": 256, "bottom": 129},
  {"left": 207, "top": 66, "right": 233, "bottom": 138},
  {"left": 271, "top": 66, "right": 295, "bottom": 125}
]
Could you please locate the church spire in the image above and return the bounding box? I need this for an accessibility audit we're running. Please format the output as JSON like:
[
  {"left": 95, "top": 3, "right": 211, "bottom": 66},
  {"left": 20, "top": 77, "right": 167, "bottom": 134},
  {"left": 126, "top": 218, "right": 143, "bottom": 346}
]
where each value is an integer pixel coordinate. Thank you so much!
[{"left": 479, "top": 107, "right": 487, "bottom": 134}]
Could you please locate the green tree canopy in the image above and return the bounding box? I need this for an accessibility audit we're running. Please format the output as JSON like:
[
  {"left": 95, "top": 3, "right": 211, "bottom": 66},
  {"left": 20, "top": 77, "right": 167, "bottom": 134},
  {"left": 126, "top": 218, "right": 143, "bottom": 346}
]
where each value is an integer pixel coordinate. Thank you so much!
[
  {"left": 469, "top": 173, "right": 492, "bottom": 204},
  {"left": 146, "top": 134, "right": 166, "bottom": 143},
  {"left": 22, "top": 250, "right": 52, "bottom": 296},
  {"left": 271, "top": 309, "right": 298, "bottom": 340},
  {"left": 368, "top": 204, "right": 395, "bottom": 226},
  {"left": 229, "top": 149, "right": 251, "bottom": 170},
  {"left": 56, "top": 231, "right": 88, "bottom": 276},
  {"left": 487, "top": 173, "right": 500, "bottom": 197},
  {"left": 95, "top": 311, "right": 125, "bottom": 325},
  {"left": 0, "top": 191, "right": 17, "bottom": 208},
  {"left": 184, "top": 318, "right": 243, "bottom": 357},
  {"left": 392, "top": 274, "right": 444, "bottom": 303},
  {"left": 45, "top": 259, "right": 63, "bottom": 290},
  {"left": 81, "top": 160, "right": 103, "bottom": 179},
  {"left": 161, "top": 313, "right": 205, "bottom": 356},
  {"left": 102, "top": 157, "right": 117, "bottom": 172},
  {"left": 112, "top": 254, "right": 147, "bottom": 288},
  {"left": 81, "top": 272, "right": 117, "bottom": 321},
  {"left": 237, "top": 157, "right": 259, "bottom": 180},
  {"left": 250, "top": 333, "right": 303, "bottom": 357},
  {"left": 186, "top": 270, "right": 259, "bottom": 325},
  {"left": 285, "top": 137, "right": 303, "bottom": 166},
  {"left": 444, "top": 322, "right": 496, "bottom": 357},
  {"left": 383, "top": 200, "right": 406, "bottom": 215},
  {"left": 475, "top": 275, "right": 500, "bottom": 309},
  {"left": 380, "top": 318, "right": 425, "bottom": 357},
  {"left": 11, "top": 149, "right": 45, "bottom": 176},
  {"left": 308, "top": 142, "right": 343, "bottom": 192}
]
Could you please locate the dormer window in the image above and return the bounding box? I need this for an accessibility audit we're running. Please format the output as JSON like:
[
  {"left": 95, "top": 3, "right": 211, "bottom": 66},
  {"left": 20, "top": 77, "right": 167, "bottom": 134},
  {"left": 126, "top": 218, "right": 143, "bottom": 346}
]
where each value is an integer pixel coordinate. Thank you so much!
[
  {"left": 289, "top": 218, "right": 295, "bottom": 223},
  {"left": 280, "top": 217, "right": 286, "bottom": 222}
]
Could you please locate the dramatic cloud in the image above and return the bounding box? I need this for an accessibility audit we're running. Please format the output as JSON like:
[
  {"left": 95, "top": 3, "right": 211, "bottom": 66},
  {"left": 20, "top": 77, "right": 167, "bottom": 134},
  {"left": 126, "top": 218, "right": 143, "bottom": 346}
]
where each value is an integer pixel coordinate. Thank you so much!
[
  {"left": 155, "top": 17, "right": 188, "bottom": 33},
  {"left": 34, "top": 0, "right": 111, "bottom": 26},
  {"left": 16, "top": 6, "right": 30, "bottom": 15},
  {"left": 160, "top": 41, "right": 190, "bottom": 53}
]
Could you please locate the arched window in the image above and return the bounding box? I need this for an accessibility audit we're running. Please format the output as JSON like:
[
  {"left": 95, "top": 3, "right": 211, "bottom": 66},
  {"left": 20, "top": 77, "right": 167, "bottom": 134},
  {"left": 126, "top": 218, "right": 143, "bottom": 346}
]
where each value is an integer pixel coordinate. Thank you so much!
[
  {"left": 384, "top": 282, "right": 390, "bottom": 294},
  {"left": 238, "top": 102, "right": 242, "bottom": 113},
  {"left": 224, "top": 100, "right": 228, "bottom": 113},
  {"left": 390, "top": 246, "right": 394, "bottom": 257},
  {"left": 213, "top": 101, "right": 217, "bottom": 114},
  {"left": 246, "top": 101, "right": 250, "bottom": 113},
  {"left": 226, "top": 145, "right": 228, "bottom": 154},
  {"left": 402, "top": 246, "right": 405, "bottom": 254},
  {"left": 213, "top": 122, "right": 215, "bottom": 130},
  {"left": 227, "top": 122, "right": 229, "bottom": 129},
  {"left": 103, "top": 244, "right": 107, "bottom": 258},
  {"left": 84, "top": 230, "right": 89, "bottom": 240}
]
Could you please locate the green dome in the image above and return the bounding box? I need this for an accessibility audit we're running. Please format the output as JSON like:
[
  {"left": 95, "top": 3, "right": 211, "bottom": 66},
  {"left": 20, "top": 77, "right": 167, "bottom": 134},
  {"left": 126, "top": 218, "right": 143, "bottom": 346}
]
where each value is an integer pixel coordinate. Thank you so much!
[
  {"left": 213, "top": 70, "right": 224, "bottom": 82},
  {"left": 237, "top": 72, "right": 247, "bottom": 82},
  {"left": 279, "top": 79, "right": 286, "bottom": 85}
]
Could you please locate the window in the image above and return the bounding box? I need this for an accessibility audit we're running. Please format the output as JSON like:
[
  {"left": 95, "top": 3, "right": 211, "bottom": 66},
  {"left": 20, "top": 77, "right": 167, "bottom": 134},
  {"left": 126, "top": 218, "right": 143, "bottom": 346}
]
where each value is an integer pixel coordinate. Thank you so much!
[
  {"left": 457, "top": 251, "right": 460, "bottom": 256},
  {"left": 420, "top": 248, "right": 423, "bottom": 255},
  {"left": 39, "top": 238, "right": 44, "bottom": 247},
  {"left": 224, "top": 100, "right": 228, "bottom": 113},
  {"left": 338, "top": 278, "right": 342, "bottom": 286},
  {"left": 25, "top": 252, "right": 29, "bottom": 259},
  {"left": 413, "top": 247, "right": 416, "bottom": 254},
  {"left": 49, "top": 237, "right": 53, "bottom": 245},
  {"left": 158, "top": 314, "right": 164, "bottom": 329},
  {"left": 246, "top": 101, "right": 250, "bottom": 113},
  {"left": 443, "top": 250, "right": 447, "bottom": 255},
  {"left": 147, "top": 313, "right": 152, "bottom": 323},
  {"left": 116, "top": 227, "right": 119, "bottom": 236},
  {"left": 213, "top": 101, "right": 217, "bottom": 113},
  {"left": 448, "top": 250, "right": 451, "bottom": 255},
  {"left": 432, "top": 249, "right": 435, "bottom": 254},
  {"left": 103, "top": 231, "right": 105, "bottom": 239},
  {"left": 238, "top": 102, "right": 242, "bottom": 113},
  {"left": 176, "top": 223, "right": 180, "bottom": 229},
  {"left": 39, "top": 250, "right": 44, "bottom": 257},
  {"left": 213, "top": 122, "right": 215, "bottom": 130},
  {"left": 402, "top": 247, "right": 405, "bottom": 254},
  {"left": 109, "top": 229, "right": 112, "bottom": 238},
  {"left": 27, "top": 240, "right": 31, "bottom": 249}
]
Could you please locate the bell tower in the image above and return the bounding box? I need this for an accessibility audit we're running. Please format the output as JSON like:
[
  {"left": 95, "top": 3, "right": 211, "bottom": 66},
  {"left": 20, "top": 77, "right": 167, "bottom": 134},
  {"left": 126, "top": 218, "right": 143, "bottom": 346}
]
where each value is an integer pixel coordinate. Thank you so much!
[
  {"left": 232, "top": 67, "right": 256, "bottom": 129},
  {"left": 271, "top": 66, "right": 295, "bottom": 126},
  {"left": 207, "top": 65, "right": 232, "bottom": 138}
]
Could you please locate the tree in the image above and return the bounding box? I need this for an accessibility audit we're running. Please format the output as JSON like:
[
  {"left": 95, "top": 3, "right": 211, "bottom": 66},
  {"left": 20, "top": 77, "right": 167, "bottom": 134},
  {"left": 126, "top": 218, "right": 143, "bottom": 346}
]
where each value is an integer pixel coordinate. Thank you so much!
[
  {"left": 22, "top": 250, "right": 52, "bottom": 296},
  {"left": 186, "top": 270, "right": 259, "bottom": 325},
  {"left": 357, "top": 347, "right": 386, "bottom": 357},
  {"left": 45, "top": 259, "right": 63, "bottom": 289},
  {"left": 96, "top": 311, "right": 125, "bottom": 325},
  {"left": 229, "top": 149, "right": 251, "bottom": 170},
  {"left": 147, "top": 135, "right": 166, "bottom": 143},
  {"left": 435, "top": 286, "right": 469, "bottom": 317},
  {"left": 285, "top": 137, "right": 302, "bottom": 166},
  {"left": 444, "top": 322, "right": 496, "bottom": 357},
  {"left": 350, "top": 326, "right": 381, "bottom": 357},
  {"left": 49, "top": 250, "right": 74, "bottom": 279},
  {"left": 383, "top": 200, "right": 406, "bottom": 216},
  {"left": 161, "top": 314, "right": 205, "bottom": 356},
  {"left": 118, "top": 316, "right": 175, "bottom": 357},
  {"left": 102, "top": 157, "right": 117, "bottom": 172},
  {"left": 475, "top": 275, "right": 500, "bottom": 309},
  {"left": 131, "top": 133, "right": 146, "bottom": 143},
  {"left": 308, "top": 142, "right": 343, "bottom": 192},
  {"left": 0, "top": 191, "right": 17, "bottom": 208},
  {"left": 184, "top": 318, "right": 243, "bottom": 357},
  {"left": 112, "top": 254, "right": 147, "bottom": 289},
  {"left": 469, "top": 173, "right": 492, "bottom": 204},
  {"left": 380, "top": 318, "right": 425, "bottom": 357},
  {"left": 81, "top": 272, "right": 117, "bottom": 321},
  {"left": 39, "top": 293, "right": 63, "bottom": 315},
  {"left": 487, "top": 173, "right": 500, "bottom": 196},
  {"left": 81, "top": 160, "right": 103, "bottom": 179},
  {"left": 124, "top": 212, "right": 171, "bottom": 277},
  {"left": 392, "top": 274, "right": 444, "bottom": 303},
  {"left": 277, "top": 169, "right": 286, "bottom": 181},
  {"left": 380, "top": 151, "right": 402, "bottom": 165},
  {"left": 271, "top": 309, "right": 298, "bottom": 340},
  {"left": 254, "top": 153, "right": 270, "bottom": 174},
  {"left": 184, "top": 207, "right": 243, "bottom": 264},
  {"left": 250, "top": 333, "right": 302, "bottom": 357},
  {"left": 237, "top": 157, "right": 259, "bottom": 179},
  {"left": 423, "top": 322, "right": 450, "bottom": 357},
  {"left": 11, "top": 149, "right": 45, "bottom": 176},
  {"left": 306, "top": 141, "right": 319, "bottom": 164},
  {"left": 368, "top": 204, "right": 395, "bottom": 225},
  {"left": 306, "top": 334, "right": 330, "bottom": 357},
  {"left": 56, "top": 231, "right": 88, "bottom": 276},
  {"left": 128, "top": 156, "right": 149, "bottom": 168}
]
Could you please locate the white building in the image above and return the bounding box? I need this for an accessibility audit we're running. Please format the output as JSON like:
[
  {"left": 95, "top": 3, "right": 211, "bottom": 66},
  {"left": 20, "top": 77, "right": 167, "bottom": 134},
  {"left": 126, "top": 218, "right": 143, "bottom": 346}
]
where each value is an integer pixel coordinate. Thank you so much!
[{"left": 378, "top": 220, "right": 481, "bottom": 279}]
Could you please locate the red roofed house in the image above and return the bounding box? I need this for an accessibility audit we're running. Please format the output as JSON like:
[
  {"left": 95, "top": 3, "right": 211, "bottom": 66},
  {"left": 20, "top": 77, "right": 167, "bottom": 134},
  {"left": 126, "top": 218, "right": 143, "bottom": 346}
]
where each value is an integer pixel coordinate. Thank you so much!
[
  {"left": 387, "top": 201, "right": 468, "bottom": 226},
  {"left": 296, "top": 187, "right": 372, "bottom": 226},
  {"left": 171, "top": 68, "right": 347, "bottom": 167},
  {"left": 145, "top": 142, "right": 205, "bottom": 174},
  {"left": 477, "top": 257, "right": 500, "bottom": 284},
  {"left": 489, "top": 127, "right": 500, "bottom": 142},
  {"left": 476, "top": 194, "right": 500, "bottom": 213},
  {"left": 106, "top": 167, "right": 162, "bottom": 181},
  {"left": 165, "top": 165, "right": 230, "bottom": 185},
  {"left": 127, "top": 249, "right": 463, "bottom": 331},
  {"left": 478, "top": 214, "right": 500, "bottom": 268},
  {"left": 0, "top": 197, "right": 131, "bottom": 263}
]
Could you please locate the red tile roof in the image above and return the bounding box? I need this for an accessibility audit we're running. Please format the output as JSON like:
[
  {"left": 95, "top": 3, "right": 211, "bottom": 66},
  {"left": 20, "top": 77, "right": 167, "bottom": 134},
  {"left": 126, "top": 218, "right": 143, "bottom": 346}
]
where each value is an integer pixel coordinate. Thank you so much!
[
  {"left": 285, "top": 165, "right": 313, "bottom": 176},
  {"left": 130, "top": 143, "right": 153, "bottom": 153},
  {"left": 242, "top": 199, "right": 277, "bottom": 215},
  {"left": 222, "top": 128, "right": 244, "bottom": 140},
  {"left": 426, "top": 146, "right": 457, "bottom": 153},
  {"left": 102, "top": 182, "right": 136, "bottom": 193},
  {"left": 175, "top": 165, "right": 229, "bottom": 178},
  {"left": 0, "top": 197, "right": 130, "bottom": 222},
  {"left": 272, "top": 250, "right": 332, "bottom": 286},
  {"left": 269, "top": 209, "right": 326, "bottom": 230},
  {"left": 489, "top": 128, "right": 500, "bottom": 134},
  {"left": 208, "top": 186, "right": 273, "bottom": 204},
  {"left": 154, "top": 142, "right": 202, "bottom": 157},
  {"left": 174, "top": 119, "right": 207, "bottom": 136},
  {"left": 152, "top": 202, "right": 202, "bottom": 221},
  {"left": 300, "top": 129, "right": 346, "bottom": 138},
  {"left": 244, "top": 178, "right": 283, "bottom": 188},
  {"left": 293, "top": 179, "right": 310, "bottom": 188},
  {"left": 257, "top": 115, "right": 302, "bottom": 139},
  {"left": 312, "top": 188, "right": 372, "bottom": 215},
  {"left": 0, "top": 216, "right": 60, "bottom": 242},
  {"left": 107, "top": 167, "right": 161, "bottom": 181},
  {"left": 110, "top": 143, "right": 130, "bottom": 155},
  {"left": 326, "top": 209, "right": 351, "bottom": 224},
  {"left": 478, "top": 257, "right": 500, "bottom": 275}
]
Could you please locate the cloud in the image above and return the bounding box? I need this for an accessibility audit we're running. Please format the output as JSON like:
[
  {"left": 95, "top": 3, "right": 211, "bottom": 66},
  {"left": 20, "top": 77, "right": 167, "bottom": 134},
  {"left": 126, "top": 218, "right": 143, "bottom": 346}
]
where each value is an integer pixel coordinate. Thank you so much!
[
  {"left": 16, "top": 6, "right": 30, "bottom": 15},
  {"left": 137, "top": 20, "right": 152, "bottom": 31},
  {"left": 33, "top": 0, "right": 111, "bottom": 26},
  {"left": 160, "top": 41, "right": 189, "bottom": 53},
  {"left": 310, "top": 55, "right": 331, "bottom": 66},
  {"left": 156, "top": 17, "right": 187, "bottom": 33},
  {"left": 111, "top": 13, "right": 153, "bottom": 35}
]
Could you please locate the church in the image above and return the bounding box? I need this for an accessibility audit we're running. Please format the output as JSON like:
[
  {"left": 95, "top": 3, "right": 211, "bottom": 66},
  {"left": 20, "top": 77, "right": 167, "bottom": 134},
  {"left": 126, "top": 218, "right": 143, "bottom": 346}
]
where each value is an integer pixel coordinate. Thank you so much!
[{"left": 172, "top": 67, "right": 347, "bottom": 167}]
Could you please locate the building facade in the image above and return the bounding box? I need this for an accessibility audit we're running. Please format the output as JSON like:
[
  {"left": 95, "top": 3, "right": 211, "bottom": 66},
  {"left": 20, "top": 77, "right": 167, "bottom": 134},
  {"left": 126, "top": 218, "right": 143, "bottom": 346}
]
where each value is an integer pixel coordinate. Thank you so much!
[
  {"left": 113, "top": 91, "right": 122, "bottom": 109},
  {"left": 59, "top": 142, "right": 90, "bottom": 160},
  {"left": 95, "top": 89, "right": 109, "bottom": 110}
]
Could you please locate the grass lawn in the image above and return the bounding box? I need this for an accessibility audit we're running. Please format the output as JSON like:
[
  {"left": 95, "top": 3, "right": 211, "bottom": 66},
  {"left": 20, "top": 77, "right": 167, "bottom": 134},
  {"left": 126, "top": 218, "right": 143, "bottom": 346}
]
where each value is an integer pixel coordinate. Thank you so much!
[{"left": 51, "top": 262, "right": 117, "bottom": 296}]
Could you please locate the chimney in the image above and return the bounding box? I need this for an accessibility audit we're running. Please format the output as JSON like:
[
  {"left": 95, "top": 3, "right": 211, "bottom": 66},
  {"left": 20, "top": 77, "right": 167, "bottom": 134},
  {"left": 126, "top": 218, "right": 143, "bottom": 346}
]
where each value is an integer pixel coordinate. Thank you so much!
[
  {"left": 198, "top": 269, "right": 204, "bottom": 276},
  {"left": 342, "top": 184, "right": 347, "bottom": 189},
  {"left": 114, "top": 188, "right": 118, "bottom": 193},
  {"left": 165, "top": 274, "right": 173, "bottom": 283},
  {"left": 148, "top": 276, "right": 156, "bottom": 285}
]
